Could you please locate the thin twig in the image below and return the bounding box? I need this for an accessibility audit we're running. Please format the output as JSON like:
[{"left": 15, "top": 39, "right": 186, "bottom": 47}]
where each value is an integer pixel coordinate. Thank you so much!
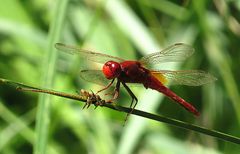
[{"left": 0, "top": 78, "right": 240, "bottom": 145}]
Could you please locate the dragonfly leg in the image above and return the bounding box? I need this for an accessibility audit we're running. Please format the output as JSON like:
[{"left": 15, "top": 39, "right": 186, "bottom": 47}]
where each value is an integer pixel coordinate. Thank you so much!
[
  {"left": 121, "top": 82, "right": 138, "bottom": 123},
  {"left": 106, "top": 80, "right": 120, "bottom": 103},
  {"left": 113, "top": 80, "right": 120, "bottom": 100},
  {"left": 96, "top": 79, "right": 115, "bottom": 94},
  {"left": 122, "top": 82, "right": 138, "bottom": 109}
]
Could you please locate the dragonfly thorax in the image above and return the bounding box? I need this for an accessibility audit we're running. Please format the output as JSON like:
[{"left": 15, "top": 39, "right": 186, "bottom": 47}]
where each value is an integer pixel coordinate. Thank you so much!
[{"left": 102, "top": 61, "right": 122, "bottom": 79}]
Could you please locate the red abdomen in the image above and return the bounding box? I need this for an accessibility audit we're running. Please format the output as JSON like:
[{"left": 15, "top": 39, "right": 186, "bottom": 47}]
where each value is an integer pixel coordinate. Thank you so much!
[{"left": 146, "top": 75, "right": 200, "bottom": 116}]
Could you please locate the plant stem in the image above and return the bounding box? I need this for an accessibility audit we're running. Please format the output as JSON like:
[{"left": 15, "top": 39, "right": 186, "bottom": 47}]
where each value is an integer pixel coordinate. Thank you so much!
[{"left": 1, "top": 78, "right": 240, "bottom": 145}]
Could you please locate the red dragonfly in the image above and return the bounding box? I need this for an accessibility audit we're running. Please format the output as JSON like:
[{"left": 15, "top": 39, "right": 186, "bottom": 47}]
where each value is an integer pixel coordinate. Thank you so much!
[{"left": 55, "top": 43, "right": 216, "bottom": 116}]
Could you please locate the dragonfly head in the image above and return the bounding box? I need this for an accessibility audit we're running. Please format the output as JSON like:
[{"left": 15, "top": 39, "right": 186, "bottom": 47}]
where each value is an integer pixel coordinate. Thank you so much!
[{"left": 102, "top": 61, "right": 121, "bottom": 79}]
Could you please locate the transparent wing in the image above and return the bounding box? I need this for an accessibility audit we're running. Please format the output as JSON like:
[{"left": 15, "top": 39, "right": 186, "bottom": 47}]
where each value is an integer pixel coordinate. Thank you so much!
[
  {"left": 139, "top": 43, "right": 194, "bottom": 66},
  {"left": 80, "top": 70, "right": 113, "bottom": 86},
  {"left": 55, "top": 43, "right": 125, "bottom": 64},
  {"left": 151, "top": 70, "right": 217, "bottom": 86}
]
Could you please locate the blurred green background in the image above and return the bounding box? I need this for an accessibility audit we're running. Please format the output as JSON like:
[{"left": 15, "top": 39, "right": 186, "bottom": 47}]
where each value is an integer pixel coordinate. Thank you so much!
[{"left": 0, "top": 0, "right": 240, "bottom": 153}]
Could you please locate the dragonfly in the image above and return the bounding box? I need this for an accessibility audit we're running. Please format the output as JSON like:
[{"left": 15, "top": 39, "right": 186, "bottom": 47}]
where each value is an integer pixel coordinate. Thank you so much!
[{"left": 55, "top": 43, "right": 217, "bottom": 116}]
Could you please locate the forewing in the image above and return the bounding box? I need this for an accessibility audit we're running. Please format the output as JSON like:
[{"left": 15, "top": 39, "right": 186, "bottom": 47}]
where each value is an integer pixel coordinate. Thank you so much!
[
  {"left": 79, "top": 70, "right": 112, "bottom": 86},
  {"left": 152, "top": 70, "right": 217, "bottom": 86},
  {"left": 139, "top": 43, "right": 194, "bottom": 67},
  {"left": 55, "top": 43, "right": 125, "bottom": 64}
]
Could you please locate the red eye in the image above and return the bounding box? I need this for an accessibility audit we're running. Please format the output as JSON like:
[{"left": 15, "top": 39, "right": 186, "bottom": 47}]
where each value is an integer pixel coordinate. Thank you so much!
[{"left": 102, "top": 61, "right": 121, "bottom": 79}]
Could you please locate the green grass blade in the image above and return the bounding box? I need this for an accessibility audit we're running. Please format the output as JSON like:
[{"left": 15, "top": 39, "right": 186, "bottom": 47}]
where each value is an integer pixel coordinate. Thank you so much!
[{"left": 34, "top": 1, "right": 69, "bottom": 154}]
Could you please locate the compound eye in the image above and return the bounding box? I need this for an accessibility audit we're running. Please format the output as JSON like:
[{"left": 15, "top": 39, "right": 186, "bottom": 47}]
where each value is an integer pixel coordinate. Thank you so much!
[{"left": 102, "top": 61, "right": 121, "bottom": 79}]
